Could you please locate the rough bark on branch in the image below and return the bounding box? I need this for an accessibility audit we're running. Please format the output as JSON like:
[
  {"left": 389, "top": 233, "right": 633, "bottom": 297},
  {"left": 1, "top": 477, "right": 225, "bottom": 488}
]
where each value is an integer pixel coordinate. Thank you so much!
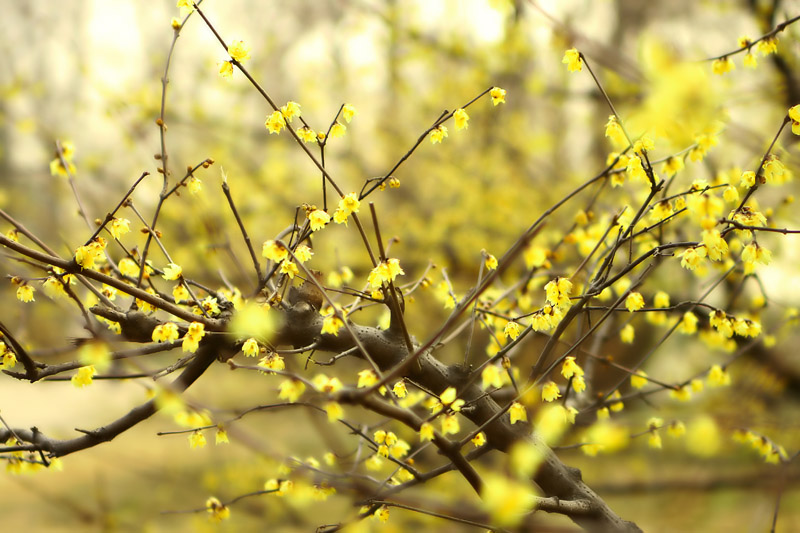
[{"left": 277, "top": 300, "right": 642, "bottom": 532}]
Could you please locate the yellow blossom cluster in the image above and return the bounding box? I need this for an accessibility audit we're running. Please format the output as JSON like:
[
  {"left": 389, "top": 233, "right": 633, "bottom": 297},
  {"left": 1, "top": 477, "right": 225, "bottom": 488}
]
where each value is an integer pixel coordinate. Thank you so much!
[
  {"left": 367, "top": 258, "right": 404, "bottom": 288},
  {"left": 732, "top": 429, "right": 788, "bottom": 464},
  {"left": 74, "top": 237, "right": 107, "bottom": 270}
]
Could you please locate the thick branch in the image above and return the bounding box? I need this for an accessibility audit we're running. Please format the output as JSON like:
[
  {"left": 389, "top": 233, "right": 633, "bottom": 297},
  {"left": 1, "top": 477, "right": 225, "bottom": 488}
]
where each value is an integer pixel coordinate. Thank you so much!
[
  {"left": 0, "top": 338, "right": 228, "bottom": 457},
  {"left": 276, "top": 301, "right": 641, "bottom": 532}
]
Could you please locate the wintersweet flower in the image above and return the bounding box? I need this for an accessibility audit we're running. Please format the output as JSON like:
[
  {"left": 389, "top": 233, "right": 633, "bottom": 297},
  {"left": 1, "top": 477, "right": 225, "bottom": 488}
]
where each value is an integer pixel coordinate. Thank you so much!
[
  {"left": 542, "top": 381, "right": 561, "bottom": 402},
  {"left": 309, "top": 210, "right": 331, "bottom": 231},
  {"left": 429, "top": 125, "right": 448, "bottom": 144},
  {"left": 604, "top": 115, "right": 626, "bottom": 146},
  {"left": 280, "top": 101, "right": 301, "bottom": 122},
  {"left": 562, "top": 48, "right": 582, "bottom": 72},
  {"left": 454, "top": 108, "right": 469, "bottom": 130},
  {"left": 109, "top": 218, "right": 130, "bottom": 239},
  {"left": 330, "top": 122, "right": 346, "bottom": 138},
  {"left": 218, "top": 61, "right": 233, "bottom": 79},
  {"left": 509, "top": 402, "right": 527, "bottom": 423},
  {"left": 262, "top": 240, "right": 288, "bottom": 262},
  {"left": 712, "top": 57, "right": 734, "bottom": 75},
  {"left": 503, "top": 321, "right": 521, "bottom": 340},
  {"left": 265, "top": 111, "right": 286, "bottom": 134},
  {"left": 341, "top": 104, "right": 357, "bottom": 122},
  {"left": 152, "top": 322, "right": 179, "bottom": 343},
  {"left": 490, "top": 87, "right": 506, "bottom": 105},
  {"left": 227, "top": 40, "right": 251, "bottom": 63}
]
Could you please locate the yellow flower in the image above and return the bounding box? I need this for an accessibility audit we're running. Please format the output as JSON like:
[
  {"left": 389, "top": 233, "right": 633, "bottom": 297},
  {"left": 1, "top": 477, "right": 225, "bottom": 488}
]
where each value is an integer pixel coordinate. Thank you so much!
[
  {"left": 279, "top": 259, "right": 299, "bottom": 279},
  {"left": 281, "top": 101, "right": 302, "bottom": 122},
  {"left": 762, "top": 156, "right": 787, "bottom": 184},
  {"left": 205, "top": 497, "right": 230, "bottom": 523},
  {"left": 481, "top": 364, "right": 503, "bottom": 389},
  {"left": 162, "top": 262, "right": 182, "bottom": 281},
  {"left": 118, "top": 257, "right": 140, "bottom": 277},
  {"left": 668, "top": 421, "right": 686, "bottom": 438},
  {"left": 679, "top": 246, "right": 706, "bottom": 270},
  {"left": 619, "top": 323, "right": 634, "bottom": 347},
  {"left": 740, "top": 170, "right": 756, "bottom": 188},
  {"left": 367, "top": 258, "right": 405, "bottom": 288},
  {"left": 215, "top": 426, "right": 230, "bottom": 445},
  {"left": 509, "top": 401, "right": 528, "bottom": 423},
  {"left": 454, "top": 108, "right": 469, "bottom": 130},
  {"left": 711, "top": 57, "right": 735, "bottom": 75},
  {"left": 374, "top": 506, "right": 390, "bottom": 523},
  {"left": 218, "top": 60, "right": 233, "bottom": 79},
  {"left": 182, "top": 322, "right": 205, "bottom": 353},
  {"left": 503, "top": 321, "right": 521, "bottom": 340},
  {"left": 604, "top": 115, "right": 626, "bottom": 146},
  {"left": 74, "top": 237, "right": 107, "bottom": 270},
  {"left": 262, "top": 240, "right": 288, "bottom": 262},
  {"left": 789, "top": 104, "right": 800, "bottom": 124},
  {"left": 484, "top": 253, "right": 498, "bottom": 271},
  {"left": 669, "top": 386, "right": 692, "bottom": 402},
  {"left": 338, "top": 192, "right": 360, "bottom": 215},
  {"left": 330, "top": 122, "right": 346, "bottom": 138},
  {"left": 649, "top": 433, "right": 663, "bottom": 450},
  {"left": 308, "top": 209, "right": 330, "bottom": 231},
  {"left": 742, "top": 242, "right": 771, "bottom": 266},
  {"left": 295, "top": 245, "right": 313, "bottom": 263},
  {"left": 544, "top": 277, "right": 572, "bottom": 307},
  {"left": 189, "top": 431, "right": 207, "bottom": 449},
  {"left": 265, "top": 110, "right": 286, "bottom": 134},
  {"left": 419, "top": 422, "right": 434, "bottom": 441},
  {"left": 1, "top": 347, "right": 17, "bottom": 369},
  {"left": 472, "top": 432, "right": 486, "bottom": 447},
  {"left": 756, "top": 37, "right": 778, "bottom": 56},
  {"left": 325, "top": 402, "right": 344, "bottom": 422},
  {"left": 357, "top": 369, "right": 378, "bottom": 388},
  {"left": 562, "top": 48, "right": 582, "bottom": 72},
  {"left": 297, "top": 126, "right": 317, "bottom": 143},
  {"left": 490, "top": 86, "right": 506, "bottom": 105},
  {"left": 16, "top": 284, "right": 35, "bottom": 303},
  {"left": 625, "top": 292, "right": 645, "bottom": 312},
  {"left": 572, "top": 375, "right": 587, "bottom": 394},
  {"left": 392, "top": 380, "right": 407, "bottom": 398},
  {"left": 71, "top": 365, "right": 96, "bottom": 388},
  {"left": 227, "top": 40, "right": 251, "bottom": 62},
  {"left": 341, "top": 103, "right": 357, "bottom": 123},
  {"left": 633, "top": 135, "right": 655, "bottom": 153},
  {"left": 152, "top": 322, "right": 179, "bottom": 343},
  {"left": 278, "top": 379, "right": 306, "bottom": 402},
  {"left": 257, "top": 352, "right": 285, "bottom": 373},
  {"left": 630, "top": 371, "right": 648, "bottom": 389},
  {"left": 242, "top": 338, "right": 260, "bottom": 357},
  {"left": 561, "top": 356, "right": 583, "bottom": 379},
  {"left": 701, "top": 230, "right": 727, "bottom": 262},
  {"left": 541, "top": 381, "right": 561, "bottom": 402},
  {"left": 109, "top": 218, "right": 130, "bottom": 239},
  {"left": 441, "top": 414, "right": 460, "bottom": 435},
  {"left": 312, "top": 375, "right": 342, "bottom": 395},
  {"left": 707, "top": 364, "right": 731, "bottom": 387},
  {"left": 661, "top": 156, "right": 685, "bottom": 177},
  {"left": 723, "top": 185, "right": 739, "bottom": 203},
  {"left": 429, "top": 125, "right": 448, "bottom": 144},
  {"left": 173, "top": 283, "right": 189, "bottom": 303},
  {"left": 626, "top": 154, "right": 647, "bottom": 182}
]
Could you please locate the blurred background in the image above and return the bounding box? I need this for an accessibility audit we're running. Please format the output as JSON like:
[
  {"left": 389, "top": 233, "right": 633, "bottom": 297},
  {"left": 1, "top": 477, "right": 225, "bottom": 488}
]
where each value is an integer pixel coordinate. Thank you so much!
[{"left": 1, "top": 0, "right": 800, "bottom": 531}]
